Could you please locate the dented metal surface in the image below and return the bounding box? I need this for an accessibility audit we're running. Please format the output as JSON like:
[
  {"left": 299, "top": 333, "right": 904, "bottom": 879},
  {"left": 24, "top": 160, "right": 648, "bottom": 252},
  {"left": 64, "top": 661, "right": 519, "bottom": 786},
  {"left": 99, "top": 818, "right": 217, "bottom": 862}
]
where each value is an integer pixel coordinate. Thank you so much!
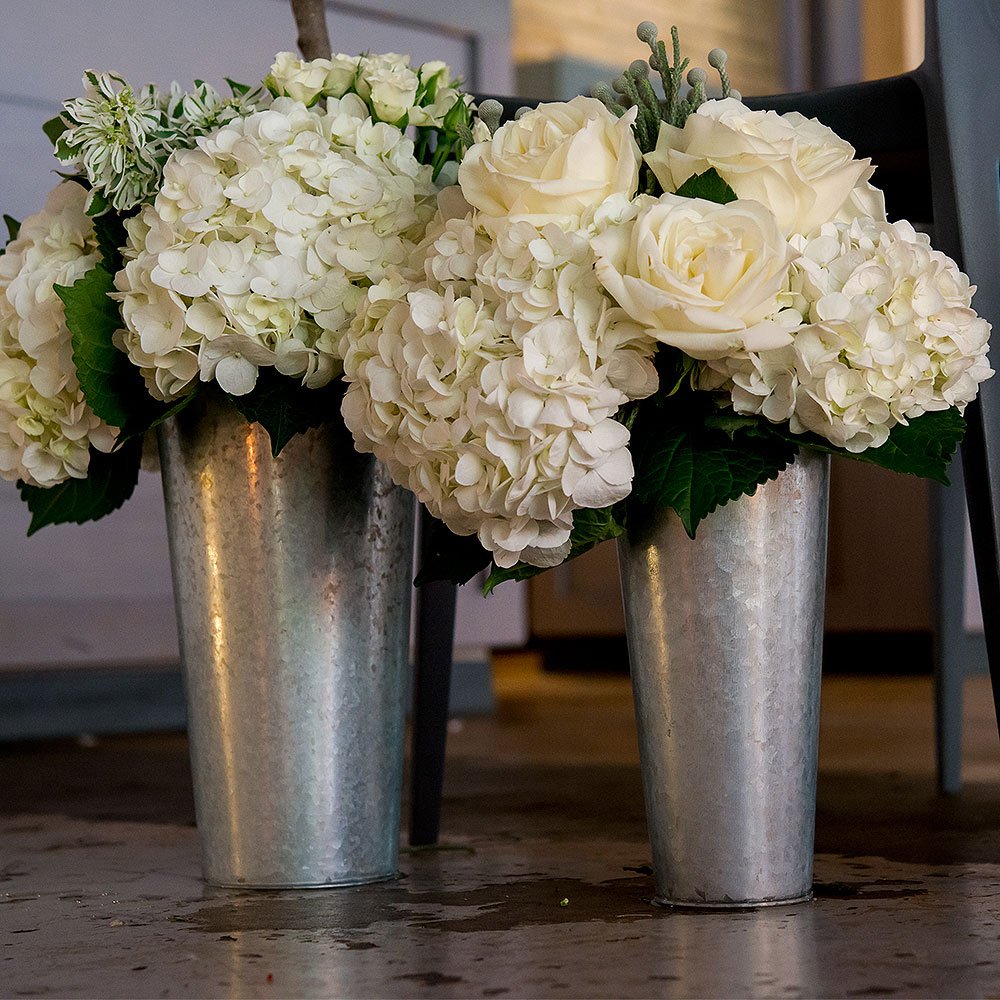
[
  {"left": 158, "top": 394, "right": 414, "bottom": 888},
  {"left": 619, "top": 452, "right": 831, "bottom": 907}
]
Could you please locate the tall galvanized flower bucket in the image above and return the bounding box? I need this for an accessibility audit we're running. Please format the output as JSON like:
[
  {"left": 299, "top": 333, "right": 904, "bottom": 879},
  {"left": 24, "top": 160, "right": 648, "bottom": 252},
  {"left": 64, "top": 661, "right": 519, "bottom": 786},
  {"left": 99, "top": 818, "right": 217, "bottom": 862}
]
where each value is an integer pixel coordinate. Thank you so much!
[
  {"left": 618, "top": 450, "right": 830, "bottom": 908},
  {"left": 158, "top": 393, "right": 414, "bottom": 888}
]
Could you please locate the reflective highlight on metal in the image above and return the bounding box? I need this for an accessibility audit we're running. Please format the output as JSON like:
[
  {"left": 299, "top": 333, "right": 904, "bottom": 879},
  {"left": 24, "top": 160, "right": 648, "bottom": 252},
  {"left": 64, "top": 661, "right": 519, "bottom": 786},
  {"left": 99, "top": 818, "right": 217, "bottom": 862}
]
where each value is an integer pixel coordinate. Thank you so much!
[
  {"left": 618, "top": 452, "right": 830, "bottom": 908},
  {"left": 159, "top": 394, "right": 414, "bottom": 889}
]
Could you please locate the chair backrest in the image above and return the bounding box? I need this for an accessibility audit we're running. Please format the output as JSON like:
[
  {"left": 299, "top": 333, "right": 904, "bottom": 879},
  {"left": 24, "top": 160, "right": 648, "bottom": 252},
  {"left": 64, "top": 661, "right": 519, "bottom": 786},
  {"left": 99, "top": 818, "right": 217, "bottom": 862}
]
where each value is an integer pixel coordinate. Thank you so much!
[
  {"left": 743, "top": 2, "right": 1000, "bottom": 732},
  {"left": 741, "top": 2, "right": 1000, "bottom": 729}
]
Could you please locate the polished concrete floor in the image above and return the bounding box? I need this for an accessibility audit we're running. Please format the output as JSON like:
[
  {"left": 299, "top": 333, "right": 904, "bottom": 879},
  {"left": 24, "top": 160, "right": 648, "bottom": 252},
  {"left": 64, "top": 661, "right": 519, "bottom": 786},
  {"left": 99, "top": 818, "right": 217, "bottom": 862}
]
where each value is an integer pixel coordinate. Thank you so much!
[{"left": 1, "top": 658, "right": 999, "bottom": 999}]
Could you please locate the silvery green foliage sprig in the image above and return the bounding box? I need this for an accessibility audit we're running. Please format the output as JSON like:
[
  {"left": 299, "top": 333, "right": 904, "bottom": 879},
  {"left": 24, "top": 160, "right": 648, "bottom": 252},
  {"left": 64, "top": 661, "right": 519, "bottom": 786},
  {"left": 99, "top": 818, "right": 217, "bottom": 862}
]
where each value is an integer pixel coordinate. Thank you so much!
[
  {"left": 592, "top": 22, "right": 739, "bottom": 154},
  {"left": 47, "top": 71, "right": 267, "bottom": 216}
]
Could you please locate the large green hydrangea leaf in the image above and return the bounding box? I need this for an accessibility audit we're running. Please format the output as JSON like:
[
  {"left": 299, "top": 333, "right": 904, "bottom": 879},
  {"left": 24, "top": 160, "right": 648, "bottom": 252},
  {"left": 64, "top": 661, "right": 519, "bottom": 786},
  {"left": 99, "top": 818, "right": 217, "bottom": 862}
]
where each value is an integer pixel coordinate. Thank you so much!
[
  {"left": 17, "top": 439, "right": 143, "bottom": 536},
  {"left": 230, "top": 368, "right": 345, "bottom": 458},
  {"left": 773, "top": 408, "right": 966, "bottom": 485},
  {"left": 629, "top": 397, "right": 798, "bottom": 537}
]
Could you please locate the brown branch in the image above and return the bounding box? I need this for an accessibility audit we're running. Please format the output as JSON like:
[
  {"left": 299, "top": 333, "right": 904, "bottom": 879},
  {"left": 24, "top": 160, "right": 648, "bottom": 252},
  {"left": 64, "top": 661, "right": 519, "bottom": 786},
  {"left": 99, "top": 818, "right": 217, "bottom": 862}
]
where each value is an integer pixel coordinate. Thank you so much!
[{"left": 290, "top": 0, "right": 331, "bottom": 61}]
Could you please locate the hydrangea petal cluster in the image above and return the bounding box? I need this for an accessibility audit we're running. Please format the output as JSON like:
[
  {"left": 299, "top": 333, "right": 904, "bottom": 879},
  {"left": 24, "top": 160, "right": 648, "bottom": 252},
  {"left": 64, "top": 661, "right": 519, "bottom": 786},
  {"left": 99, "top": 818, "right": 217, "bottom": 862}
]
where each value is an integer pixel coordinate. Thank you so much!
[
  {"left": 340, "top": 181, "right": 659, "bottom": 569},
  {"left": 55, "top": 71, "right": 267, "bottom": 214},
  {"left": 702, "top": 218, "right": 993, "bottom": 451},
  {"left": 0, "top": 183, "right": 118, "bottom": 486},
  {"left": 114, "top": 95, "right": 438, "bottom": 400}
]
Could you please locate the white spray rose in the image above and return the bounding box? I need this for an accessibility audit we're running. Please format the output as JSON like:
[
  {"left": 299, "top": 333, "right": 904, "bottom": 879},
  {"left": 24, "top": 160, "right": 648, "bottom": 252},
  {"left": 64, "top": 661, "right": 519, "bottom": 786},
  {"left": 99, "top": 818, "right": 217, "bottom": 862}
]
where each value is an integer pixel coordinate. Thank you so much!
[
  {"left": 646, "top": 98, "right": 883, "bottom": 237},
  {"left": 266, "top": 52, "right": 337, "bottom": 105},
  {"left": 0, "top": 182, "right": 118, "bottom": 487},
  {"left": 266, "top": 52, "right": 365, "bottom": 105},
  {"left": 592, "top": 192, "right": 795, "bottom": 360},
  {"left": 324, "top": 54, "right": 362, "bottom": 98},
  {"left": 458, "top": 96, "right": 641, "bottom": 234},
  {"left": 409, "top": 60, "right": 462, "bottom": 127},
  {"left": 355, "top": 52, "right": 419, "bottom": 123}
]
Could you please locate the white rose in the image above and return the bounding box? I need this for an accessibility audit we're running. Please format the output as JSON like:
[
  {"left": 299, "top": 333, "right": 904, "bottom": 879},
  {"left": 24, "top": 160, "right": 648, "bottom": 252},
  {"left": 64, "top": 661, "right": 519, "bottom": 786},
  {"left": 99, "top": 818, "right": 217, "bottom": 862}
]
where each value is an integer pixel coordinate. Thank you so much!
[
  {"left": 324, "top": 54, "right": 360, "bottom": 98},
  {"left": 646, "top": 98, "right": 882, "bottom": 236},
  {"left": 591, "top": 193, "right": 795, "bottom": 360},
  {"left": 356, "top": 53, "right": 419, "bottom": 122},
  {"left": 458, "top": 96, "right": 641, "bottom": 234},
  {"left": 266, "top": 52, "right": 334, "bottom": 106},
  {"left": 408, "top": 60, "right": 461, "bottom": 127}
]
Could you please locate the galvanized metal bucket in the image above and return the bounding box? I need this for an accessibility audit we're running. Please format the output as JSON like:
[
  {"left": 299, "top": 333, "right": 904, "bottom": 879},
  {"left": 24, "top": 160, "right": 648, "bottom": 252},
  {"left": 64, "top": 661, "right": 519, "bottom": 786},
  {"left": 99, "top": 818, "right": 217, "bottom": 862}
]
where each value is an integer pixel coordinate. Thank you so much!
[
  {"left": 618, "top": 451, "right": 830, "bottom": 908},
  {"left": 158, "top": 393, "right": 414, "bottom": 889}
]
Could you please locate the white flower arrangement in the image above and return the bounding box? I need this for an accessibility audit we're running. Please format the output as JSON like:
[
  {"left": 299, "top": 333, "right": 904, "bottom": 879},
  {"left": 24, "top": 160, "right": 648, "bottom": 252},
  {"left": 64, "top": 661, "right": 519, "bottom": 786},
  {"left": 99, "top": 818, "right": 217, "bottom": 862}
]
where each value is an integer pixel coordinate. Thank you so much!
[
  {"left": 702, "top": 217, "right": 992, "bottom": 452},
  {"left": 114, "top": 93, "right": 438, "bottom": 399},
  {"left": 1, "top": 49, "right": 475, "bottom": 531},
  {"left": 53, "top": 71, "right": 267, "bottom": 215},
  {"left": 345, "top": 23, "right": 992, "bottom": 586}
]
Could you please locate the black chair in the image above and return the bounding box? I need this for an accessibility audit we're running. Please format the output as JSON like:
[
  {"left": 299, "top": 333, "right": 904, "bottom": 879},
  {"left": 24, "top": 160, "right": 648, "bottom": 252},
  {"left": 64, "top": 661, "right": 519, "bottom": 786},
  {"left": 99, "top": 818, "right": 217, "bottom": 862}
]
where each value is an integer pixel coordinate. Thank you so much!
[
  {"left": 742, "top": 0, "right": 1000, "bottom": 791},
  {"left": 409, "top": 0, "right": 1000, "bottom": 844}
]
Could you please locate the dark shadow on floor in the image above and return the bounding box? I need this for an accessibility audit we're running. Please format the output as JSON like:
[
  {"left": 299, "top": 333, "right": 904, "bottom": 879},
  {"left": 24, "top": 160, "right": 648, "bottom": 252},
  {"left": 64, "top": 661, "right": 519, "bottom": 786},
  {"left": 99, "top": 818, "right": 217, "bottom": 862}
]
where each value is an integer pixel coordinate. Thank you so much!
[{"left": 3, "top": 733, "right": 998, "bottom": 868}]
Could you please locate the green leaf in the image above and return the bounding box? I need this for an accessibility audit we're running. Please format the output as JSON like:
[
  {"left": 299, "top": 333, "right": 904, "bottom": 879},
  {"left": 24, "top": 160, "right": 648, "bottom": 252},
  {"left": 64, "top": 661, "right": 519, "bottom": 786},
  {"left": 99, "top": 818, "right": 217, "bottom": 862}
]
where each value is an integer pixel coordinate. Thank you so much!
[
  {"left": 630, "top": 396, "right": 797, "bottom": 537},
  {"left": 703, "top": 410, "right": 764, "bottom": 439},
  {"left": 3, "top": 214, "right": 20, "bottom": 243},
  {"left": 42, "top": 115, "right": 68, "bottom": 146},
  {"left": 483, "top": 505, "right": 626, "bottom": 595},
  {"left": 56, "top": 263, "right": 200, "bottom": 446},
  {"left": 92, "top": 210, "right": 128, "bottom": 272},
  {"left": 414, "top": 516, "right": 492, "bottom": 586},
  {"left": 674, "top": 167, "right": 738, "bottom": 205},
  {"left": 55, "top": 265, "right": 145, "bottom": 429},
  {"left": 773, "top": 408, "right": 966, "bottom": 485},
  {"left": 482, "top": 561, "right": 544, "bottom": 593},
  {"left": 117, "top": 389, "right": 198, "bottom": 445},
  {"left": 17, "top": 438, "right": 143, "bottom": 535},
  {"left": 85, "top": 188, "right": 110, "bottom": 217},
  {"left": 230, "top": 368, "right": 344, "bottom": 457}
]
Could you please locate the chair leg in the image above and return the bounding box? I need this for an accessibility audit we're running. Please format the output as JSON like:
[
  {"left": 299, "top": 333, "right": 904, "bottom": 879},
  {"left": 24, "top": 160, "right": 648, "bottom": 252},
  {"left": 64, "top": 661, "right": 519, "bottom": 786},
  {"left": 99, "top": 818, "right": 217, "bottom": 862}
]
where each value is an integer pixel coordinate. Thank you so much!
[
  {"left": 935, "top": 649, "right": 965, "bottom": 794},
  {"left": 959, "top": 397, "right": 1000, "bottom": 738},
  {"left": 409, "top": 510, "right": 459, "bottom": 847}
]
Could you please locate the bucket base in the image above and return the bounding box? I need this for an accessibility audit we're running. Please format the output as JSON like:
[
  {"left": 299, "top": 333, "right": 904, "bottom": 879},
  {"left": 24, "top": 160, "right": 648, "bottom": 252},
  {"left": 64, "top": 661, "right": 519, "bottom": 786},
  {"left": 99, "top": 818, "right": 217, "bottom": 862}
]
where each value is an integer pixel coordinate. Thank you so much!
[
  {"left": 652, "top": 890, "right": 814, "bottom": 911},
  {"left": 204, "top": 870, "right": 401, "bottom": 891}
]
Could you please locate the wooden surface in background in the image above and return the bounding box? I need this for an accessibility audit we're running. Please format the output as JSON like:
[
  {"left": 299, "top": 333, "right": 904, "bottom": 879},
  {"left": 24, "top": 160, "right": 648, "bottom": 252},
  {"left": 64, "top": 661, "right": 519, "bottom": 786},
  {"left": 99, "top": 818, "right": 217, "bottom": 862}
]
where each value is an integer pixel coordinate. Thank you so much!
[
  {"left": 512, "top": 0, "right": 784, "bottom": 97},
  {"left": 862, "top": 0, "right": 925, "bottom": 80}
]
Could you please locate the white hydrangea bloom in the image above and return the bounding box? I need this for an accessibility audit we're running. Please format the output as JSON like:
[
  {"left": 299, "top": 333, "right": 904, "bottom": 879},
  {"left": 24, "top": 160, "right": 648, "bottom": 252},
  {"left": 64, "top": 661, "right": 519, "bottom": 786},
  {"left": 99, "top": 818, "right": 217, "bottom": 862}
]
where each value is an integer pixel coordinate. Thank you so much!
[
  {"left": 0, "top": 183, "right": 118, "bottom": 486},
  {"left": 704, "top": 218, "right": 993, "bottom": 451},
  {"left": 115, "top": 95, "right": 438, "bottom": 399},
  {"left": 340, "top": 192, "right": 658, "bottom": 569}
]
